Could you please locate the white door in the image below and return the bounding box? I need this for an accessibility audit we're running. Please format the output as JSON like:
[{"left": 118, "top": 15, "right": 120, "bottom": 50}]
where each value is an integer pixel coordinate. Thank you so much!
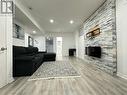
[{"left": 0, "top": 14, "right": 7, "bottom": 88}]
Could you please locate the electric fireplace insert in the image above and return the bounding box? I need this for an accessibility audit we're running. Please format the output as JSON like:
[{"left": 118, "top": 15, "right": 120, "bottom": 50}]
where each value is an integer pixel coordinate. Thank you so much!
[{"left": 85, "top": 46, "right": 101, "bottom": 58}]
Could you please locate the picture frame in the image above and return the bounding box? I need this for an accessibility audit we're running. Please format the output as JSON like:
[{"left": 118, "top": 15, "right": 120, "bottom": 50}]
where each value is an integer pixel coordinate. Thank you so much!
[{"left": 13, "top": 24, "right": 24, "bottom": 40}]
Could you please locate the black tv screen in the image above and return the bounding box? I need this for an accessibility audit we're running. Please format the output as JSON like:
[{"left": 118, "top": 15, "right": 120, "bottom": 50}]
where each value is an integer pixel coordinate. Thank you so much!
[{"left": 85, "top": 46, "right": 101, "bottom": 58}]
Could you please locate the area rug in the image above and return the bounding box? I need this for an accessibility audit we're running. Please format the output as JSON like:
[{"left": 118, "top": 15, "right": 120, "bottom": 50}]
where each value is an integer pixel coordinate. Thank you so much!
[{"left": 28, "top": 61, "right": 80, "bottom": 81}]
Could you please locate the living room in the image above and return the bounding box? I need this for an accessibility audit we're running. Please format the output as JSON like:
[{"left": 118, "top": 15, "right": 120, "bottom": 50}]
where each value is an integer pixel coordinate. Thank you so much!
[{"left": 0, "top": 0, "right": 127, "bottom": 95}]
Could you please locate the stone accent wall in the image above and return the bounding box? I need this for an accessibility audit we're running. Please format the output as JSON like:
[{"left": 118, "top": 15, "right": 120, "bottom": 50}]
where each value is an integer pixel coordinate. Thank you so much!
[{"left": 80, "top": 0, "right": 116, "bottom": 75}]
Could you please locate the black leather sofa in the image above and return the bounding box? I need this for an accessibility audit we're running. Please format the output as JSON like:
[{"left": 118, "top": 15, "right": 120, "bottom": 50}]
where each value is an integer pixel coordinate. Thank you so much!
[{"left": 13, "top": 46, "right": 56, "bottom": 77}]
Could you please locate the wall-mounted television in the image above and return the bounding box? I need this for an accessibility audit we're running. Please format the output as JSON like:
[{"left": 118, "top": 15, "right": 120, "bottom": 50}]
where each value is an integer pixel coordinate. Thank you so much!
[{"left": 85, "top": 46, "right": 101, "bottom": 58}]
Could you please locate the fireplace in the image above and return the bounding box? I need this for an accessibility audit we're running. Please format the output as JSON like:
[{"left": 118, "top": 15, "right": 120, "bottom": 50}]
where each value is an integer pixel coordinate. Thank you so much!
[{"left": 85, "top": 46, "right": 101, "bottom": 58}]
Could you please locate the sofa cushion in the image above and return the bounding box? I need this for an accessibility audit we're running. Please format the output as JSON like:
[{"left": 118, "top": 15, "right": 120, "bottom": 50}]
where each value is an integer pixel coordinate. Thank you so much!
[
  {"left": 35, "top": 53, "right": 44, "bottom": 60},
  {"left": 33, "top": 47, "right": 38, "bottom": 53},
  {"left": 43, "top": 53, "right": 56, "bottom": 61},
  {"left": 25, "top": 47, "right": 38, "bottom": 54},
  {"left": 15, "top": 55, "right": 35, "bottom": 61},
  {"left": 13, "top": 46, "right": 26, "bottom": 56}
]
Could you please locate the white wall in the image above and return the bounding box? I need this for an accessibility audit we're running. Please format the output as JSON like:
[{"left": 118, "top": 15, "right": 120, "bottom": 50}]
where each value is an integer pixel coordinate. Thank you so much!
[
  {"left": 116, "top": 0, "right": 127, "bottom": 79},
  {"left": 78, "top": 35, "right": 85, "bottom": 59},
  {"left": 36, "top": 32, "right": 75, "bottom": 56},
  {"left": 13, "top": 38, "right": 25, "bottom": 46},
  {"left": 13, "top": 33, "right": 31, "bottom": 47},
  {"left": 25, "top": 33, "right": 31, "bottom": 47},
  {"left": 34, "top": 36, "right": 46, "bottom": 51},
  {"left": 53, "top": 37, "right": 56, "bottom": 53},
  {"left": 75, "top": 30, "right": 79, "bottom": 57},
  {"left": 75, "top": 30, "right": 85, "bottom": 59},
  {"left": 13, "top": 20, "right": 31, "bottom": 47},
  {"left": 62, "top": 33, "right": 75, "bottom": 56}
]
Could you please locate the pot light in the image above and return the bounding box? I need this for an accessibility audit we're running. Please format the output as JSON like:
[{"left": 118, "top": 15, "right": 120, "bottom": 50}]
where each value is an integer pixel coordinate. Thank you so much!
[
  {"left": 50, "top": 19, "right": 54, "bottom": 23},
  {"left": 33, "top": 31, "right": 36, "bottom": 34},
  {"left": 28, "top": 7, "right": 33, "bottom": 10},
  {"left": 70, "top": 20, "right": 74, "bottom": 24}
]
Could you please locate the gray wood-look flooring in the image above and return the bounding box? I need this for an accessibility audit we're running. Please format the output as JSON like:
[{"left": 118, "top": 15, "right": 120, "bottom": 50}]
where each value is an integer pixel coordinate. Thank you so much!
[{"left": 0, "top": 57, "right": 127, "bottom": 95}]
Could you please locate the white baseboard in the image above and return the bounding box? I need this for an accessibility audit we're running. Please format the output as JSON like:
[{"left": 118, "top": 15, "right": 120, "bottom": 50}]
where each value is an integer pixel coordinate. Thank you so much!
[
  {"left": 0, "top": 77, "right": 14, "bottom": 88},
  {"left": 117, "top": 72, "right": 127, "bottom": 80},
  {"left": 8, "top": 77, "right": 14, "bottom": 84},
  {"left": 0, "top": 83, "right": 5, "bottom": 89}
]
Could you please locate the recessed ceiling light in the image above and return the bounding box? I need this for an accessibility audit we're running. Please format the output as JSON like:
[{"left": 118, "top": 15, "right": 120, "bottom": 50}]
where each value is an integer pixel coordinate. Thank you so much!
[
  {"left": 28, "top": 7, "right": 33, "bottom": 10},
  {"left": 50, "top": 19, "right": 54, "bottom": 23},
  {"left": 70, "top": 20, "right": 74, "bottom": 24},
  {"left": 33, "top": 31, "right": 36, "bottom": 34}
]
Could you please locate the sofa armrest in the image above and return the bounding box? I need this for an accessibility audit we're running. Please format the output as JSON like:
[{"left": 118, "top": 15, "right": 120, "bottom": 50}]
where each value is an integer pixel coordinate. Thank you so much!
[
  {"left": 13, "top": 55, "right": 36, "bottom": 77},
  {"left": 43, "top": 53, "right": 56, "bottom": 61}
]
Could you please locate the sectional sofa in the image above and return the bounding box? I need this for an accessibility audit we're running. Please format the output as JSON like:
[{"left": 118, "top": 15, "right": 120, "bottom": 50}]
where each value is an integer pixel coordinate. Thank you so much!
[{"left": 13, "top": 46, "right": 56, "bottom": 77}]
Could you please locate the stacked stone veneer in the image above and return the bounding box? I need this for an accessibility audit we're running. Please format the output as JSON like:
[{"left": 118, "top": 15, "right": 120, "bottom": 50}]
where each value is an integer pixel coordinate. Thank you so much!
[{"left": 80, "top": 0, "right": 116, "bottom": 75}]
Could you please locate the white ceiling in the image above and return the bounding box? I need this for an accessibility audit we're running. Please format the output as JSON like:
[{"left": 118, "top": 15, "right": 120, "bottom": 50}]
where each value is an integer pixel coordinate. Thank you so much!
[{"left": 15, "top": 0, "right": 105, "bottom": 34}]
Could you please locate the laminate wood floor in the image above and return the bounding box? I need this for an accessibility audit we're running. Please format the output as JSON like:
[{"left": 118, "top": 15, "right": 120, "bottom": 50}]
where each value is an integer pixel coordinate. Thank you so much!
[{"left": 0, "top": 57, "right": 127, "bottom": 95}]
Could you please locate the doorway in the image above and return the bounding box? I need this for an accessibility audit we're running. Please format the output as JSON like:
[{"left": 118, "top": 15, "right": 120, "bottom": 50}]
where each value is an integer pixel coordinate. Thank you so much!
[
  {"left": 56, "top": 37, "right": 63, "bottom": 60},
  {"left": 46, "top": 37, "right": 54, "bottom": 52}
]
